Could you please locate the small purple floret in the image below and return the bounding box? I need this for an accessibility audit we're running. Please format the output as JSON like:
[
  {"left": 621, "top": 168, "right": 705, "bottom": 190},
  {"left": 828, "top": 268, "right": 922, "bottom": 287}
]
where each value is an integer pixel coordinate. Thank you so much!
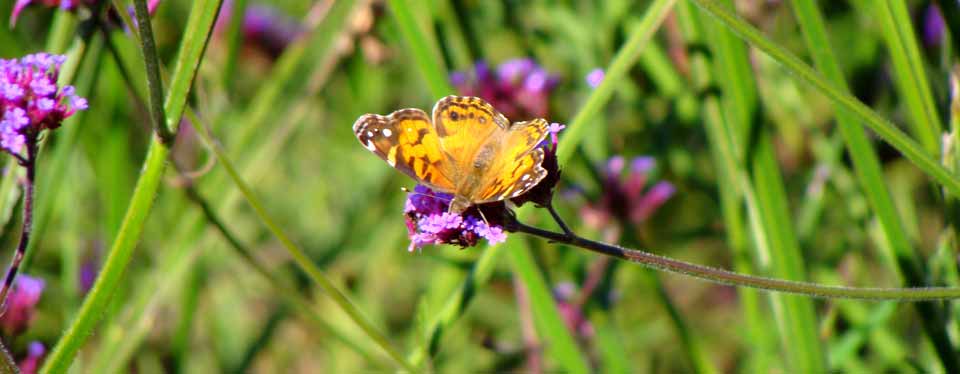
[{"left": 586, "top": 68, "right": 604, "bottom": 88}]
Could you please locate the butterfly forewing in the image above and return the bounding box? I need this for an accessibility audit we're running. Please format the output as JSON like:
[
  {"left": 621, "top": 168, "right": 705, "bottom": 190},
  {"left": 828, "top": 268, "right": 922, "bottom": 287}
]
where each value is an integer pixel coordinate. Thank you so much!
[
  {"left": 432, "top": 95, "right": 509, "bottom": 169},
  {"left": 353, "top": 109, "right": 457, "bottom": 192},
  {"left": 355, "top": 95, "right": 551, "bottom": 212}
]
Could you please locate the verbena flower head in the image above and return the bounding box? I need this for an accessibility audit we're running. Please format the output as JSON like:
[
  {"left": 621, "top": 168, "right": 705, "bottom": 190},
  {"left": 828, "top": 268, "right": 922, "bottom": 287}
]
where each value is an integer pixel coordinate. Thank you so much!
[
  {"left": 217, "top": 1, "right": 305, "bottom": 58},
  {"left": 404, "top": 185, "right": 507, "bottom": 252},
  {"left": 0, "top": 274, "right": 43, "bottom": 335},
  {"left": 581, "top": 156, "right": 675, "bottom": 229},
  {"left": 0, "top": 53, "right": 87, "bottom": 156},
  {"left": 451, "top": 58, "right": 558, "bottom": 120}
]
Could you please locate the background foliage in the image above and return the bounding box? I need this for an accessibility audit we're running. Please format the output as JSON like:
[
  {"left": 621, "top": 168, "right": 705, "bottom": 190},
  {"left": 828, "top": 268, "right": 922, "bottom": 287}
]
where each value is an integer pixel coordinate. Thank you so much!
[{"left": 2, "top": 0, "right": 960, "bottom": 372}]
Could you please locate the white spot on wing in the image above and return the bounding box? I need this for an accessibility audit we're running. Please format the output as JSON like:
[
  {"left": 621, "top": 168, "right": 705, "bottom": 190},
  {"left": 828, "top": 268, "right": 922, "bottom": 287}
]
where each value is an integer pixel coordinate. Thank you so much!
[
  {"left": 366, "top": 131, "right": 373, "bottom": 138},
  {"left": 521, "top": 174, "right": 530, "bottom": 181},
  {"left": 365, "top": 140, "right": 376, "bottom": 151},
  {"left": 383, "top": 129, "right": 393, "bottom": 137}
]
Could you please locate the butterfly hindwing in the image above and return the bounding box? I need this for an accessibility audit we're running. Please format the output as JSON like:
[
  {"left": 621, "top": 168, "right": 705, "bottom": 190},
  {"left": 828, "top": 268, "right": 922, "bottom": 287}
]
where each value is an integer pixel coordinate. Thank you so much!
[
  {"left": 475, "top": 118, "right": 550, "bottom": 202},
  {"left": 353, "top": 108, "right": 456, "bottom": 192}
]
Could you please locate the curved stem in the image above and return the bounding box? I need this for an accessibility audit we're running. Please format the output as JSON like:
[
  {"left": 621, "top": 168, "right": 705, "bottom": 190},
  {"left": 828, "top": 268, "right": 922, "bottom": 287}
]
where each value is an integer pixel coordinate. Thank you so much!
[
  {"left": 507, "top": 218, "right": 960, "bottom": 301},
  {"left": 0, "top": 140, "right": 37, "bottom": 310}
]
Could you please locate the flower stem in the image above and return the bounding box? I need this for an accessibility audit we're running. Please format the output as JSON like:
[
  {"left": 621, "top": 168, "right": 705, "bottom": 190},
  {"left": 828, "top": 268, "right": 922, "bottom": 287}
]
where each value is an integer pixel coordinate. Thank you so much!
[
  {"left": 132, "top": 0, "right": 174, "bottom": 144},
  {"left": 506, "top": 217, "right": 960, "bottom": 301},
  {"left": 0, "top": 140, "right": 37, "bottom": 311}
]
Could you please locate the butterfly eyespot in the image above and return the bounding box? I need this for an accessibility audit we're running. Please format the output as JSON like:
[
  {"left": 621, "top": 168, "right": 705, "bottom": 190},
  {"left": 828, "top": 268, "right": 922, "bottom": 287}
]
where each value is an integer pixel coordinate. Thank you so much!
[{"left": 449, "top": 111, "right": 460, "bottom": 120}]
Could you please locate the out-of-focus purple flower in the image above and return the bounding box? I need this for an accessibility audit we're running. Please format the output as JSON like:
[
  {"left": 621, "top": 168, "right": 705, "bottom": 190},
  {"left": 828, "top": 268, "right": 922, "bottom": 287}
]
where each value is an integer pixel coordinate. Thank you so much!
[
  {"left": 0, "top": 275, "right": 43, "bottom": 335},
  {"left": 581, "top": 156, "right": 675, "bottom": 229},
  {"left": 585, "top": 68, "right": 604, "bottom": 89},
  {"left": 10, "top": 0, "right": 107, "bottom": 26},
  {"left": 79, "top": 255, "right": 98, "bottom": 294},
  {"left": 18, "top": 341, "right": 44, "bottom": 374},
  {"left": 216, "top": 1, "right": 305, "bottom": 58},
  {"left": 0, "top": 53, "right": 87, "bottom": 156},
  {"left": 553, "top": 282, "right": 594, "bottom": 338},
  {"left": 924, "top": 5, "right": 946, "bottom": 48},
  {"left": 404, "top": 185, "right": 507, "bottom": 252},
  {"left": 451, "top": 58, "right": 559, "bottom": 120}
]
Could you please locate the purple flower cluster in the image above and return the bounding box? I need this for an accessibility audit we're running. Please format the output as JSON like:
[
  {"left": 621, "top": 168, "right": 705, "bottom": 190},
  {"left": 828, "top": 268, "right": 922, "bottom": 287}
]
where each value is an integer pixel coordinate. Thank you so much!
[
  {"left": 0, "top": 274, "right": 43, "bottom": 335},
  {"left": 580, "top": 156, "right": 675, "bottom": 229},
  {"left": 0, "top": 53, "right": 87, "bottom": 156},
  {"left": 404, "top": 186, "right": 507, "bottom": 252},
  {"left": 11, "top": 0, "right": 96, "bottom": 25},
  {"left": 451, "top": 58, "right": 558, "bottom": 120}
]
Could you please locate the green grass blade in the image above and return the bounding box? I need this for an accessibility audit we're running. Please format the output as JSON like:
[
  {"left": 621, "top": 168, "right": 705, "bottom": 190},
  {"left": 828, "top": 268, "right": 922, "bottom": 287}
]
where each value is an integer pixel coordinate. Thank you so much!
[
  {"left": 696, "top": 1, "right": 825, "bottom": 370},
  {"left": 188, "top": 113, "right": 417, "bottom": 372},
  {"left": 42, "top": 1, "right": 221, "bottom": 371},
  {"left": 790, "top": 1, "right": 958, "bottom": 370},
  {"left": 386, "top": 0, "right": 454, "bottom": 96}
]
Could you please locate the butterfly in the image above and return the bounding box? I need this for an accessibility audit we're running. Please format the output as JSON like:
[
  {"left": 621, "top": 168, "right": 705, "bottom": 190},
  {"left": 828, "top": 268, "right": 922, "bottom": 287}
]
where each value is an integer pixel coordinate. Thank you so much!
[{"left": 353, "top": 95, "right": 550, "bottom": 214}]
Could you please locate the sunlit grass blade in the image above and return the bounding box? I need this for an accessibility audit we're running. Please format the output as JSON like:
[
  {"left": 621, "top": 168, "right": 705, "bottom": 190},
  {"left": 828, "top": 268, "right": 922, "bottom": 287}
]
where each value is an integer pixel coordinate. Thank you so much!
[
  {"left": 386, "top": 0, "right": 454, "bottom": 96},
  {"left": 874, "top": 0, "right": 942, "bottom": 155},
  {"left": 689, "top": 0, "right": 960, "bottom": 198}
]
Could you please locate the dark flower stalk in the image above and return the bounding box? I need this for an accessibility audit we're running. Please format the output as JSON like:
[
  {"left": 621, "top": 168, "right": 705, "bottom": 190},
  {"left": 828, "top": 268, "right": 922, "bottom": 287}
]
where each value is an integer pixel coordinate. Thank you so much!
[{"left": 0, "top": 53, "right": 87, "bottom": 310}]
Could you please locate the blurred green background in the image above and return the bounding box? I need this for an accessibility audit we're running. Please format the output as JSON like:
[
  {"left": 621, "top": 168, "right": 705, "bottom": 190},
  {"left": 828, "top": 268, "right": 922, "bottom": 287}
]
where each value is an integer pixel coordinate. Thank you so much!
[{"left": 2, "top": 0, "right": 960, "bottom": 372}]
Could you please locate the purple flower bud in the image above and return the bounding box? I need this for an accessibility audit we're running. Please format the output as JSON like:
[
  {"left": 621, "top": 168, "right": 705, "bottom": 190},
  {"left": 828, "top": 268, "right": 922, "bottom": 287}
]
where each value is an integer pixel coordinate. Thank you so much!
[
  {"left": 586, "top": 68, "right": 604, "bottom": 88},
  {"left": 18, "top": 341, "right": 45, "bottom": 374},
  {"left": 924, "top": 5, "right": 945, "bottom": 47}
]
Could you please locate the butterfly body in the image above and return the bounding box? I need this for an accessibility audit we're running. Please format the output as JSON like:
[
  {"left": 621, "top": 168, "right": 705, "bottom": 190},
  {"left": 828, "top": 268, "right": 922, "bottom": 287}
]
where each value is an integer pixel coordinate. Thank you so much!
[{"left": 354, "top": 95, "right": 549, "bottom": 214}]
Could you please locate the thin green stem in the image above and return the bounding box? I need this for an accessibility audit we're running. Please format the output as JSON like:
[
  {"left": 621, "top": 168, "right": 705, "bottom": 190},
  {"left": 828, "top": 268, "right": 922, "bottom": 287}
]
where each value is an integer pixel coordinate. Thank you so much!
[
  {"left": 42, "top": 1, "right": 221, "bottom": 372},
  {"left": 187, "top": 111, "right": 416, "bottom": 372},
  {"left": 507, "top": 219, "right": 960, "bottom": 300},
  {"left": 689, "top": 0, "right": 960, "bottom": 199}
]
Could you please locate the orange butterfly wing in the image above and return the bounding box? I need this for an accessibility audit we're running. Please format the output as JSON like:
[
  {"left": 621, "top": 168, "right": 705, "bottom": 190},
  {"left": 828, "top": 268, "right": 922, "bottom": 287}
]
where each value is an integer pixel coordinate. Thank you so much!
[
  {"left": 431, "top": 95, "right": 508, "bottom": 171},
  {"left": 353, "top": 108, "right": 457, "bottom": 192},
  {"left": 474, "top": 118, "right": 550, "bottom": 202}
]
